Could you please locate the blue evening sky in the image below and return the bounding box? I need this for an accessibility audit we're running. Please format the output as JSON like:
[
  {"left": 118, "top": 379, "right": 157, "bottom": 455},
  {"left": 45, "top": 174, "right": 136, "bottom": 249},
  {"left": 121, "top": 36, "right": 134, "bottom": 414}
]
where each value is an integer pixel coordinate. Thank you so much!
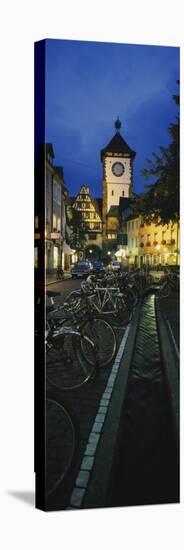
[{"left": 45, "top": 39, "right": 179, "bottom": 197}]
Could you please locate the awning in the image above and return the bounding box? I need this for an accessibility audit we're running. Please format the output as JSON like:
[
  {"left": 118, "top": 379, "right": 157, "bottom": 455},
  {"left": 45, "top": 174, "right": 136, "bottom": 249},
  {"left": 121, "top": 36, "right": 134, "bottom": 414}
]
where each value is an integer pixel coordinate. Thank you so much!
[{"left": 62, "top": 242, "right": 76, "bottom": 255}]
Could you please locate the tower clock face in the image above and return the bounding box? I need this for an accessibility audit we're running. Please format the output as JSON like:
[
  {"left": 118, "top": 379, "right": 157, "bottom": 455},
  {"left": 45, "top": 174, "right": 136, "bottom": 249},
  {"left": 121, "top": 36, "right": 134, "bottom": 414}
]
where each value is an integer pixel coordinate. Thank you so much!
[{"left": 112, "top": 161, "right": 125, "bottom": 177}]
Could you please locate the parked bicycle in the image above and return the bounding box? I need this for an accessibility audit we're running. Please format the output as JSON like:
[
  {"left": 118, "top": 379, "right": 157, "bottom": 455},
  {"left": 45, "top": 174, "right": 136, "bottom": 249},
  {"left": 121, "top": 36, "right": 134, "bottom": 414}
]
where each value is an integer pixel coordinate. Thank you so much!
[
  {"left": 46, "top": 387, "right": 80, "bottom": 498},
  {"left": 46, "top": 288, "right": 117, "bottom": 381},
  {"left": 46, "top": 290, "right": 98, "bottom": 390}
]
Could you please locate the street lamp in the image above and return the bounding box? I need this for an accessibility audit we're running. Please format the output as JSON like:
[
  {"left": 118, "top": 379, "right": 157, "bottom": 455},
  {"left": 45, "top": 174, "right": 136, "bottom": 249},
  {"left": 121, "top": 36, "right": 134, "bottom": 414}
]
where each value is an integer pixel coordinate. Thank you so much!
[
  {"left": 89, "top": 249, "right": 92, "bottom": 254},
  {"left": 107, "top": 251, "right": 111, "bottom": 255}
]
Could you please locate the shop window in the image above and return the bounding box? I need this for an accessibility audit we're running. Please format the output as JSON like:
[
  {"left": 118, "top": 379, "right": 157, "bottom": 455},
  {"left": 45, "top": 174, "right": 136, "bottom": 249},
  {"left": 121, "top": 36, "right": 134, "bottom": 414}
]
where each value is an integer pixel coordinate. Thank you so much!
[{"left": 53, "top": 246, "right": 58, "bottom": 268}]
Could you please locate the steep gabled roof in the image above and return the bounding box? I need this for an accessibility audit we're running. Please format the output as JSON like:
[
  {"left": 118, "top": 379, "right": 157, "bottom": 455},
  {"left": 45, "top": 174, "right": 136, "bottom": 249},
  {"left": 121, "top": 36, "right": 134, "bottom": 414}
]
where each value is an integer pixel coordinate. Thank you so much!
[
  {"left": 46, "top": 143, "right": 55, "bottom": 158},
  {"left": 107, "top": 205, "right": 120, "bottom": 218},
  {"left": 119, "top": 197, "right": 138, "bottom": 221},
  {"left": 119, "top": 197, "right": 134, "bottom": 214},
  {"left": 91, "top": 198, "right": 102, "bottom": 217},
  {"left": 101, "top": 131, "right": 136, "bottom": 161}
]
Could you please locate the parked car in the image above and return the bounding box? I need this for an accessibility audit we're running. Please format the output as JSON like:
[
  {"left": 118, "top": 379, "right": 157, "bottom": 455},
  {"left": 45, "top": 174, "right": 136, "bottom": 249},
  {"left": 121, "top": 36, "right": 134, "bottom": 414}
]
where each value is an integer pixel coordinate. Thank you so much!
[
  {"left": 91, "top": 260, "right": 105, "bottom": 273},
  {"left": 71, "top": 260, "right": 93, "bottom": 279},
  {"left": 111, "top": 261, "right": 122, "bottom": 272}
]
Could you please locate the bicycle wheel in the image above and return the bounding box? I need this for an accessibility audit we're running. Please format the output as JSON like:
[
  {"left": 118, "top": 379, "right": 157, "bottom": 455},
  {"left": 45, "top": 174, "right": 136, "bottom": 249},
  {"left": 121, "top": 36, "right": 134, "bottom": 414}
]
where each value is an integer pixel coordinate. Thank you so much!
[
  {"left": 112, "top": 294, "right": 127, "bottom": 321},
  {"left": 46, "top": 329, "right": 97, "bottom": 390},
  {"left": 64, "top": 290, "right": 82, "bottom": 310},
  {"left": 81, "top": 318, "right": 117, "bottom": 368},
  {"left": 127, "top": 287, "right": 137, "bottom": 307},
  {"left": 46, "top": 395, "right": 79, "bottom": 497}
]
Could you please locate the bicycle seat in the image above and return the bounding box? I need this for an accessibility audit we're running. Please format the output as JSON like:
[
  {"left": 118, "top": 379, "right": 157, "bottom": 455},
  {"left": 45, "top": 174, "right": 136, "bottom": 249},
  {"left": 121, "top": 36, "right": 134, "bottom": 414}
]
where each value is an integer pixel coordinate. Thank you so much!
[{"left": 46, "top": 290, "right": 62, "bottom": 298}]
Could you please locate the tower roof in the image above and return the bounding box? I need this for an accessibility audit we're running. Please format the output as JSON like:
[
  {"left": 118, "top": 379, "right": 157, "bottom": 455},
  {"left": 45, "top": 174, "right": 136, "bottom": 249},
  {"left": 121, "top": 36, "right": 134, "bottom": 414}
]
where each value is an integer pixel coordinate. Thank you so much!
[{"left": 101, "top": 120, "right": 136, "bottom": 161}]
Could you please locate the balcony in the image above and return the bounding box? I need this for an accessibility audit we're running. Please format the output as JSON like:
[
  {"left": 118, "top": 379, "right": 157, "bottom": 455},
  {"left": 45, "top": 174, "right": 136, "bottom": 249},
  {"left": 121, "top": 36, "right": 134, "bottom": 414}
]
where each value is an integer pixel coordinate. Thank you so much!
[
  {"left": 139, "top": 242, "right": 144, "bottom": 248},
  {"left": 161, "top": 239, "right": 166, "bottom": 245},
  {"left": 146, "top": 242, "right": 151, "bottom": 247}
]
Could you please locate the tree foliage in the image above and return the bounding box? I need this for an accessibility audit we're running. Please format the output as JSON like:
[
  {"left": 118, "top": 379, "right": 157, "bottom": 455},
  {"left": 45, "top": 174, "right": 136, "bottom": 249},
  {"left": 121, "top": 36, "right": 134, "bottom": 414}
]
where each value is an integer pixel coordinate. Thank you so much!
[
  {"left": 134, "top": 84, "right": 179, "bottom": 226},
  {"left": 68, "top": 207, "right": 88, "bottom": 252}
]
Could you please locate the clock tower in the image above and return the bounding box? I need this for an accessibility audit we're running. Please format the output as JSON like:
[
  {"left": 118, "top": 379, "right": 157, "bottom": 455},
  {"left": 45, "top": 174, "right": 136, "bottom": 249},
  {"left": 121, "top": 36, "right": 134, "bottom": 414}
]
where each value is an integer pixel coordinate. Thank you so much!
[{"left": 101, "top": 117, "right": 136, "bottom": 238}]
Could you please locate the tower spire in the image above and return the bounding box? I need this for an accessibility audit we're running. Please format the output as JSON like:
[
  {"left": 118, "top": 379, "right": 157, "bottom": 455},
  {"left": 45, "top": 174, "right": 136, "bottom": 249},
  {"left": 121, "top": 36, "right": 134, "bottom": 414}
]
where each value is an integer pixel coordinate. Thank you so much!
[{"left": 114, "top": 115, "right": 121, "bottom": 131}]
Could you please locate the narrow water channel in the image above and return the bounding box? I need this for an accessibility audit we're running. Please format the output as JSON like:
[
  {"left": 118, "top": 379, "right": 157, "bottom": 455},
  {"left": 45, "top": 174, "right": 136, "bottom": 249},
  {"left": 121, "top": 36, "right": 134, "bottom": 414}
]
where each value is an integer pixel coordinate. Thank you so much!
[{"left": 110, "top": 294, "right": 179, "bottom": 507}]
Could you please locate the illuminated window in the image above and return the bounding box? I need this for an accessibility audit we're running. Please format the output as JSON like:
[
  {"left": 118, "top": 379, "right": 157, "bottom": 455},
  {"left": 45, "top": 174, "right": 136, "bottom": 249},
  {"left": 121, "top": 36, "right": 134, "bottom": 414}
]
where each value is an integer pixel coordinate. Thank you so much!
[
  {"left": 53, "top": 214, "right": 57, "bottom": 230},
  {"left": 53, "top": 246, "right": 58, "bottom": 268},
  {"left": 35, "top": 215, "right": 39, "bottom": 229}
]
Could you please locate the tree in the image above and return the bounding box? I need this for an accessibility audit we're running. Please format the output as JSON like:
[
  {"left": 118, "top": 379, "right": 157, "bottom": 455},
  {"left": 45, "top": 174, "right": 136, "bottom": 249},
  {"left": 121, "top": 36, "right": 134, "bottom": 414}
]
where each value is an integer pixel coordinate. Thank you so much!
[
  {"left": 135, "top": 84, "right": 179, "bottom": 226},
  {"left": 68, "top": 207, "right": 88, "bottom": 254}
]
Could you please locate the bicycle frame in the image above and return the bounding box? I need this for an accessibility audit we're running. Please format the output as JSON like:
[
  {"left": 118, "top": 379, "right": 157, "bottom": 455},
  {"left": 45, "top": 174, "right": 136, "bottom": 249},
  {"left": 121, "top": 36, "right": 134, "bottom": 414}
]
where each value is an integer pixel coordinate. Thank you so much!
[{"left": 87, "top": 286, "right": 126, "bottom": 315}]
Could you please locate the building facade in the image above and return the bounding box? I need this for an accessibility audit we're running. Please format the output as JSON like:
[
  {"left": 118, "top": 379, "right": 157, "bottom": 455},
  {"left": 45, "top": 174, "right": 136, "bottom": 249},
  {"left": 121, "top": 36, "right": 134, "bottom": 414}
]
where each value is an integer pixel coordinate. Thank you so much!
[
  {"left": 43, "top": 144, "right": 74, "bottom": 273},
  {"left": 35, "top": 122, "right": 179, "bottom": 271},
  {"left": 126, "top": 216, "right": 180, "bottom": 267},
  {"left": 101, "top": 117, "right": 136, "bottom": 244},
  {"left": 71, "top": 185, "right": 103, "bottom": 257}
]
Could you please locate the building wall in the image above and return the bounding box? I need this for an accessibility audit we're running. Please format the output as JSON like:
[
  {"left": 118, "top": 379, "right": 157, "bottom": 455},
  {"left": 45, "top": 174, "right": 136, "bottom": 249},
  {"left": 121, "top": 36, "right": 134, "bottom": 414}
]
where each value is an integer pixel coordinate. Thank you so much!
[
  {"left": 103, "top": 155, "right": 132, "bottom": 213},
  {"left": 72, "top": 185, "right": 103, "bottom": 250},
  {"left": 126, "top": 217, "right": 180, "bottom": 267},
  {"left": 45, "top": 158, "right": 66, "bottom": 273},
  {"left": 85, "top": 232, "right": 102, "bottom": 248},
  {"left": 126, "top": 217, "right": 140, "bottom": 266}
]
